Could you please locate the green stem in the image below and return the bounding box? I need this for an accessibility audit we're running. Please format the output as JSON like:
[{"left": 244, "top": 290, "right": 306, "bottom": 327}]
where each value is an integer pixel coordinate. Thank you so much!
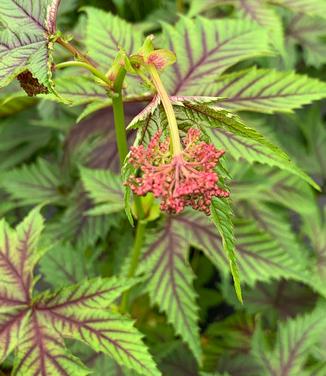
[
  {"left": 111, "top": 68, "right": 145, "bottom": 218},
  {"left": 148, "top": 64, "right": 182, "bottom": 155},
  {"left": 57, "top": 37, "right": 95, "bottom": 66},
  {"left": 120, "top": 219, "right": 147, "bottom": 313},
  {"left": 112, "top": 68, "right": 129, "bottom": 165},
  {"left": 55, "top": 61, "right": 111, "bottom": 86}
]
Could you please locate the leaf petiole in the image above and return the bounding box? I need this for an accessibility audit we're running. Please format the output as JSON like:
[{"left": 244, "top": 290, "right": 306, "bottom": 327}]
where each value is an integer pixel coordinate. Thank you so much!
[{"left": 55, "top": 61, "right": 112, "bottom": 86}]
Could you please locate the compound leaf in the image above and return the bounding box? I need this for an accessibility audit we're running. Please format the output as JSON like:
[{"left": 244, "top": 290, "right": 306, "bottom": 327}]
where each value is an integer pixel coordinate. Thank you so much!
[
  {"left": 272, "top": 0, "right": 326, "bottom": 19},
  {"left": 139, "top": 219, "right": 202, "bottom": 364},
  {"left": 207, "top": 68, "right": 326, "bottom": 113},
  {"left": 253, "top": 306, "right": 326, "bottom": 375},
  {"left": 0, "top": 209, "right": 160, "bottom": 376},
  {"left": 161, "top": 16, "right": 272, "bottom": 95},
  {"left": 83, "top": 7, "right": 143, "bottom": 70},
  {"left": 0, "top": 0, "right": 61, "bottom": 91},
  {"left": 0, "top": 158, "right": 65, "bottom": 206},
  {"left": 80, "top": 167, "right": 124, "bottom": 215},
  {"left": 211, "top": 197, "right": 242, "bottom": 303}
]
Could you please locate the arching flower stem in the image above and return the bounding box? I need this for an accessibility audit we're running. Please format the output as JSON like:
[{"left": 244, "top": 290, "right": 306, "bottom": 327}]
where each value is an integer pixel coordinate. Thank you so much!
[{"left": 147, "top": 64, "right": 183, "bottom": 156}]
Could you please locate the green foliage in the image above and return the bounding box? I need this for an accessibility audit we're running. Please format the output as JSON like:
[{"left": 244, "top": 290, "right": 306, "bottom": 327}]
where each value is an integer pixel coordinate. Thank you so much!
[
  {"left": 0, "top": 0, "right": 59, "bottom": 92},
  {"left": 139, "top": 219, "right": 202, "bottom": 363},
  {"left": 1, "top": 1, "right": 326, "bottom": 375},
  {"left": 0, "top": 209, "right": 159, "bottom": 376}
]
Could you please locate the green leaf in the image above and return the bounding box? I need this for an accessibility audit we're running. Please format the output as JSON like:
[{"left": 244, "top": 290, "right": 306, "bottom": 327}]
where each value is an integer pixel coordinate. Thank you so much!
[
  {"left": 43, "top": 76, "right": 108, "bottom": 106},
  {"left": 0, "top": 158, "right": 65, "bottom": 206},
  {"left": 234, "top": 0, "right": 285, "bottom": 53},
  {"left": 303, "top": 206, "right": 326, "bottom": 298},
  {"left": 0, "top": 87, "right": 36, "bottom": 117},
  {"left": 287, "top": 14, "right": 326, "bottom": 68},
  {"left": 80, "top": 167, "right": 124, "bottom": 215},
  {"left": 253, "top": 305, "right": 326, "bottom": 375},
  {"left": 13, "top": 315, "right": 91, "bottom": 376},
  {"left": 0, "top": 114, "right": 52, "bottom": 171},
  {"left": 209, "top": 68, "right": 326, "bottom": 113},
  {"left": 139, "top": 219, "right": 202, "bottom": 364},
  {"left": 131, "top": 96, "right": 319, "bottom": 190},
  {"left": 46, "top": 188, "right": 110, "bottom": 249},
  {"left": 0, "top": 209, "right": 160, "bottom": 376},
  {"left": 39, "top": 243, "right": 96, "bottom": 288},
  {"left": 175, "top": 211, "right": 309, "bottom": 286},
  {"left": 211, "top": 197, "right": 242, "bottom": 303},
  {"left": 272, "top": 0, "right": 326, "bottom": 19},
  {"left": 172, "top": 97, "right": 319, "bottom": 189},
  {"left": 0, "top": 0, "right": 60, "bottom": 91},
  {"left": 36, "top": 277, "right": 140, "bottom": 310},
  {"left": 161, "top": 16, "right": 272, "bottom": 95},
  {"left": 83, "top": 7, "right": 143, "bottom": 70}
]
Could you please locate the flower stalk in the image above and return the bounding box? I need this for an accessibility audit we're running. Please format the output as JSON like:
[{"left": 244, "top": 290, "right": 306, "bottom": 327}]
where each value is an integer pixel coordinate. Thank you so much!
[{"left": 147, "top": 64, "right": 182, "bottom": 156}]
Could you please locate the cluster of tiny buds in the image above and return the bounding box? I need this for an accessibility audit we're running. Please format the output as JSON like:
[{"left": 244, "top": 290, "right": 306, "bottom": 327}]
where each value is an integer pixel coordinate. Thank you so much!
[{"left": 126, "top": 128, "right": 229, "bottom": 215}]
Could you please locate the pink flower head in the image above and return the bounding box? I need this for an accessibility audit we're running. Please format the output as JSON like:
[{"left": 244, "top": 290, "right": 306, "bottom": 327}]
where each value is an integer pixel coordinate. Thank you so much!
[{"left": 126, "top": 128, "right": 229, "bottom": 215}]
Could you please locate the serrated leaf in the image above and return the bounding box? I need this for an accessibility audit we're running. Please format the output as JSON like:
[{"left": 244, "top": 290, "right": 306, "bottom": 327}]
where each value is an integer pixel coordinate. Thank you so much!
[
  {"left": 0, "top": 309, "right": 29, "bottom": 362},
  {"left": 12, "top": 312, "right": 91, "bottom": 376},
  {"left": 175, "top": 211, "right": 309, "bottom": 286},
  {"left": 0, "top": 209, "right": 160, "bottom": 376},
  {"left": 139, "top": 219, "right": 202, "bottom": 364},
  {"left": 0, "top": 0, "right": 60, "bottom": 91},
  {"left": 204, "top": 313, "right": 257, "bottom": 371},
  {"left": 132, "top": 96, "right": 318, "bottom": 189},
  {"left": 0, "top": 88, "right": 36, "bottom": 117},
  {"left": 207, "top": 68, "right": 326, "bottom": 113},
  {"left": 0, "top": 158, "right": 65, "bottom": 206},
  {"left": 252, "top": 306, "right": 326, "bottom": 375},
  {"left": 0, "top": 208, "right": 44, "bottom": 309},
  {"left": 83, "top": 7, "right": 143, "bottom": 70},
  {"left": 211, "top": 197, "right": 242, "bottom": 303},
  {"left": 0, "top": 114, "right": 52, "bottom": 171},
  {"left": 272, "top": 0, "right": 326, "bottom": 19},
  {"left": 244, "top": 280, "right": 317, "bottom": 319},
  {"left": 39, "top": 243, "right": 96, "bottom": 288},
  {"left": 80, "top": 167, "right": 124, "bottom": 215},
  {"left": 44, "top": 76, "right": 108, "bottom": 106},
  {"left": 303, "top": 206, "right": 326, "bottom": 298},
  {"left": 40, "top": 309, "right": 160, "bottom": 376},
  {"left": 287, "top": 14, "right": 326, "bottom": 68},
  {"left": 37, "top": 277, "right": 139, "bottom": 311},
  {"left": 161, "top": 16, "right": 272, "bottom": 95},
  {"left": 46, "top": 188, "right": 110, "bottom": 249},
  {"left": 234, "top": 0, "right": 285, "bottom": 53}
]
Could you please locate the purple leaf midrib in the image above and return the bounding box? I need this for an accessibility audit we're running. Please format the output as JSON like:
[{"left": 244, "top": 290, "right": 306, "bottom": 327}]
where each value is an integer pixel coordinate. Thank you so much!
[
  {"left": 172, "top": 27, "right": 260, "bottom": 95},
  {"left": 37, "top": 286, "right": 120, "bottom": 310},
  {"left": 11, "top": 0, "right": 46, "bottom": 32},
  {"left": 45, "top": 310, "right": 153, "bottom": 373}
]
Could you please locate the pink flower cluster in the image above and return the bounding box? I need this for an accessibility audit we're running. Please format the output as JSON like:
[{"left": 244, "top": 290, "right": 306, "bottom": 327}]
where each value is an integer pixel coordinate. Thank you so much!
[{"left": 126, "top": 128, "right": 229, "bottom": 215}]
